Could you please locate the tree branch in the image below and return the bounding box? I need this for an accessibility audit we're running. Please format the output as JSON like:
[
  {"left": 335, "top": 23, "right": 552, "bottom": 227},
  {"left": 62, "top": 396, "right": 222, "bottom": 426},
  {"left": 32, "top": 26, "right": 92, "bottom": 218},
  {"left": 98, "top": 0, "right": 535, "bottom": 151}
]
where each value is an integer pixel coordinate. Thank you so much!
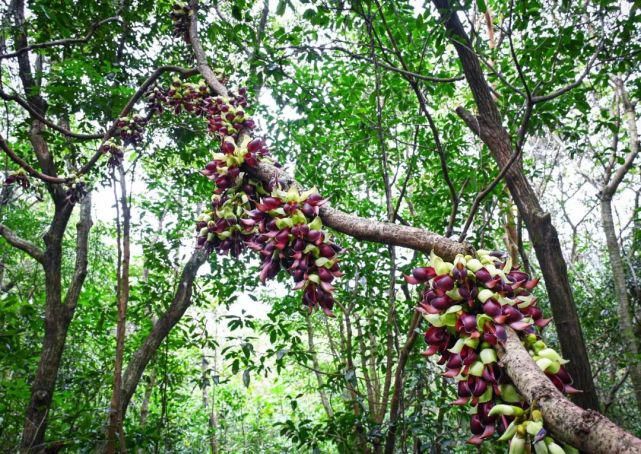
[
  {"left": 247, "top": 160, "right": 472, "bottom": 260},
  {"left": 63, "top": 193, "right": 92, "bottom": 310},
  {"left": 284, "top": 44, "right": 464, "bottom": 83},
  {"left": 531, "top": 39, "right": 604, "bottom": 104},
  {"left": 498, "top": 328, "right": 641, "bottom": 453},
  {"left": 601, "top": 78, "right": 639, "bottom": 199},
  {"left": 188, "top": 1, "right": 229, "bottom": 97},
  {"left": 120, "top": 248, "right": 209, "bottom": 412},
  {"left": 0, "top": 90, "right": 103, "bottom": 140},
  {"left": 0, "top": 133, "right": 68, "bottom": 183},
  {"left": 0, "top": 14, "right": 122, "bottom": 60},
  {"left": 0, "top": 223, "right": 45, "bottom": 263}
]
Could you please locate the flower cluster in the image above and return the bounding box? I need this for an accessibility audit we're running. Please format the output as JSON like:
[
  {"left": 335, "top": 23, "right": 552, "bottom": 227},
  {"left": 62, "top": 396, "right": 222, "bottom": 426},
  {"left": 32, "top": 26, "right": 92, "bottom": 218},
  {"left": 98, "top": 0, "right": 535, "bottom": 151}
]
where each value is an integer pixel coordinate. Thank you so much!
[
  {"left": 409, "top": 250, "right": 576, "bottom": 452},
  {"left": 64, "top": 181, "right": 87, "bottom": 204},
  {"left": 201, "top": 136, "right": 268, "bottom": 191},
  {"left": 114, "top": 115, "right": 147, "bottom": 147},
  {"left": 148, "top": 76, "right": 343, "bottom": 314},
  {"left": 150, "top": 77, "right": 255, "bottom": 140},
  {"left": 4, "top": 171, "right": 30, "bottom": 189},
  {"left": 245, "top": 186, "right": 342, "bottom": 315},
  {"left": 100, "top": 140, "right": 125, "bottom": 168},
  {"left": 170, "top": 1, "right": 192, "bottom": 41}
]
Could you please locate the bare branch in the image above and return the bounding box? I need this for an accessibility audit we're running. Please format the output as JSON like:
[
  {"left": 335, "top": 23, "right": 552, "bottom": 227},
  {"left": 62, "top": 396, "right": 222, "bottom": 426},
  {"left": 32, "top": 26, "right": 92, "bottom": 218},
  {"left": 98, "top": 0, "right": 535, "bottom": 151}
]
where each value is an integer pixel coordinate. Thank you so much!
[
  {"left": 0, "top": 15, "right": 122, "bottom": 60},
  {"left": 602, "top": 78, "right": 639, "bottom": 199},
  {"left": 0, "top": 90, "right": 103, "bottom": 140},
  {"left": 0, "top": 133, "right": 67, "bottom": 183},
  {"left": 285, "top": 44, "right": 464, "bottom": 83},
  {"left": 531, "top": 39, "right": 604, "bottom": 104}
]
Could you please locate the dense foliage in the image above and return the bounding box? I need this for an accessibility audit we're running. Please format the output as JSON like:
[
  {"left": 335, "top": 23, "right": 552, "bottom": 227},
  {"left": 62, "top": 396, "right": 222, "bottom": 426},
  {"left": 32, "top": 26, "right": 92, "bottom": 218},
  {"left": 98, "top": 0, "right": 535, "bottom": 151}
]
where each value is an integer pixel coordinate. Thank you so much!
[{"left": 0, "top": 0, "right": 640, "bottom": 452}]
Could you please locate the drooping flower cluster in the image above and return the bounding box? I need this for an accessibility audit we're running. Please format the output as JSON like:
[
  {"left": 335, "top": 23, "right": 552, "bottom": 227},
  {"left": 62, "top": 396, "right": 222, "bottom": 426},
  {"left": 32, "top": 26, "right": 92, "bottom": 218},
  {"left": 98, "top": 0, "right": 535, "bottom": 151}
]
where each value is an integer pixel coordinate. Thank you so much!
[
  {"left": 4, "top": 171, "right": 30, "bottom": 189},
  {"left": 114, "top": 115, "right": 147, "bottom": 148},
  {"left": 150, "top": 77, "right": 255, "bottom": 140},
  {"left": 170, "top": 1, "right": 192, "bottom": 42},
  {"left": 100, "top": 140, "right": 125, "bottom": 168},
  {"left": 64, "top": 181, "right": 87, "bottom": 204},
  {"left": 409, "top": 250, "right": 577, "bottom": 452},
  {"left": 147, "top": 76, "right": 343, "bottom": 314}
]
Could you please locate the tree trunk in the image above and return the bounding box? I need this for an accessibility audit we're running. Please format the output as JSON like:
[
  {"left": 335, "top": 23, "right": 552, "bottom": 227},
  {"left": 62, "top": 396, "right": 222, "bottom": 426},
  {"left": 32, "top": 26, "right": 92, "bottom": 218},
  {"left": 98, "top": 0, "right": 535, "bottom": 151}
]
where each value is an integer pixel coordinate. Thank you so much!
[
  {"left": 21, "top": 196, "right": 92, "bottom": 452},
  {"left": 305, "top": 314, "right": 334, "bottom": 418},
  {"left": 120, "top": 249, "right": 208, "bottom": 414},
  {"left": 601, "top": 197, "right": 641, "bottom": 414},
  {"left": 431, "top": 0, "right": 599, "bottom": 410},
  {"left": 20, "top": 306, "right": 73, "bottom": 452},
  {"left": 383, "top": 311, "right": 422, "bottom": 454},
  {"left": 105, "top": 164, "right": 132, "bottom": 452}
]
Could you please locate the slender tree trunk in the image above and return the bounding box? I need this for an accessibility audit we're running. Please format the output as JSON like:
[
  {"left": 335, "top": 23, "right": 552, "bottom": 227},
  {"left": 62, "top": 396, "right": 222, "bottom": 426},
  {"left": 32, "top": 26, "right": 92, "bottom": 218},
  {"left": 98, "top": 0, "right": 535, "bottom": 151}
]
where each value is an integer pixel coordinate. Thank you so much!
[
  {"left": 383, "top": 311, "right": 421, "bottom": 454},
  {"left": 139, "top": 373, "right": 156, "bottom": 427},
  {"left": 339, "top": 305, "right": 369, "bottom": 453},
  {"left": 601, "top": 197, "right": 641, "bottom": 413},
  {"left": 106, "top": 164, "right": 131, "bottom": 452},
  {"left": 120, "top": 249, "right": 208, "bottom": 414},
  {"left": 305, "top": 314, "right": 334, "bottom": 418}
]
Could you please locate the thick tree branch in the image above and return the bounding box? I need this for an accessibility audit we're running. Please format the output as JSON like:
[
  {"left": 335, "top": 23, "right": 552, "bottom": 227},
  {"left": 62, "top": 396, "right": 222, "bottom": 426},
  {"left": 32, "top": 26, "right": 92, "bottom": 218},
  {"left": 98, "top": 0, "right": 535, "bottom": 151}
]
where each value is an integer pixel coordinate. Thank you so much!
[
  {"left": 188, "top": 1, "right": 229, "bottom": 97},
  {"left": 248, "top": 160, "right": 472, "bottom": 260},
  {"left": 498, "top": 328, "right": 641, "bottom": 453},
  {"left": 0, "top": 223, "right": 45, "bottom": 263},
  {"left": 456, "top": 103, "right": 530, "bottom": 242}
]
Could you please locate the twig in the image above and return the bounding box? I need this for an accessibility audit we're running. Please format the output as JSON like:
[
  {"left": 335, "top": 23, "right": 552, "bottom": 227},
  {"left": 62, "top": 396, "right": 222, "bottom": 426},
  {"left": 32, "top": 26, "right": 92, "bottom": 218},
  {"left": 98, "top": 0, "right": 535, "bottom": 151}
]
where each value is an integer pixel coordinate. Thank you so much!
[{"left": 0, "top": 14, "right": 122, "bottom": 60}]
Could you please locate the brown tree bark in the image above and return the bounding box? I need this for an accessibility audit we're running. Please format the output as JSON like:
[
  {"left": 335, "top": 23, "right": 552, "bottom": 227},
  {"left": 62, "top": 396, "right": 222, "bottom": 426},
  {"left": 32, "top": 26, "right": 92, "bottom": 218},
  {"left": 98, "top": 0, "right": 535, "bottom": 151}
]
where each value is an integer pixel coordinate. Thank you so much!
[
  {"left": 499, "top": 328, "right": 641, "bottom": 453},
  {"left": 20, "top": 195, "right": 92, "bottom": 452},
  {"left": 431, "top": 0, "right": 599, "bottom": 411}
]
